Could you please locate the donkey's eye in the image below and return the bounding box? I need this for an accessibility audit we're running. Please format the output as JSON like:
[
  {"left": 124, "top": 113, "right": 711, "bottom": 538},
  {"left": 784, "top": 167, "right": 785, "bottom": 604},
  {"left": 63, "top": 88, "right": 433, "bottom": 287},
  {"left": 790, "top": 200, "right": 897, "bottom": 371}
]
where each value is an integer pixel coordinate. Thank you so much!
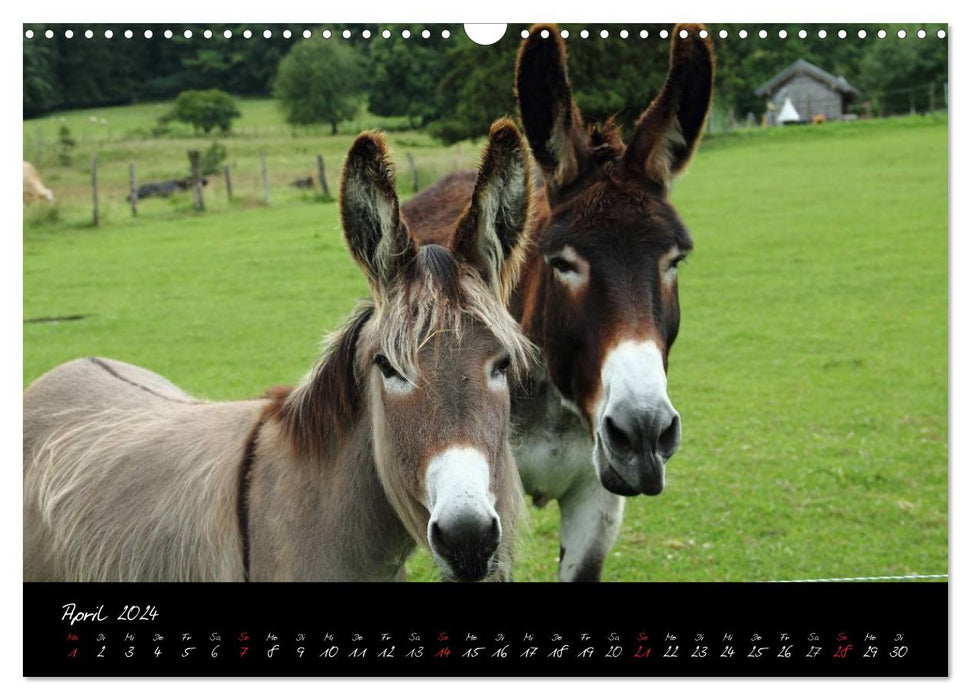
[
  {"left": 548, "top": 257, "right": 578, "bottom": 275},
  {"left": 374, "top": 354, "right": 402, "bottom": 380},
  {"left": 491, "top": 354, "right": 512, "bottom": 380},
  {"left": 668, "top": 254, "right": 687, "bottom": 271}
]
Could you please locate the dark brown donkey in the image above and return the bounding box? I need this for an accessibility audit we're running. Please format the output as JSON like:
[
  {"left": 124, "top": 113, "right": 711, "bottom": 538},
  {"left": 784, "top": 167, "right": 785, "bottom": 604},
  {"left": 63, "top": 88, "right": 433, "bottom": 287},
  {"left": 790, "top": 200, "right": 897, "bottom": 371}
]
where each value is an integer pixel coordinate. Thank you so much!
[{"left": 404, "top": 24, "right": 714, "bottom": 580}]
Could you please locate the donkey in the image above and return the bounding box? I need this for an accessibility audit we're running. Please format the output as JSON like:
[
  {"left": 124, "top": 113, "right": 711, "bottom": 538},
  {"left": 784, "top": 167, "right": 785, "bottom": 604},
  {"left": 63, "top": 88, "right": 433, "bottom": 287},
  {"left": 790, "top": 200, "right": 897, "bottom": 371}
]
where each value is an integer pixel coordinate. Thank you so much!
[
  {"left": 404, "top": 25, "right": 714, "bottom": 580},
  {"left": 23, "top": 120, "right": 534, "bottom": 583}
]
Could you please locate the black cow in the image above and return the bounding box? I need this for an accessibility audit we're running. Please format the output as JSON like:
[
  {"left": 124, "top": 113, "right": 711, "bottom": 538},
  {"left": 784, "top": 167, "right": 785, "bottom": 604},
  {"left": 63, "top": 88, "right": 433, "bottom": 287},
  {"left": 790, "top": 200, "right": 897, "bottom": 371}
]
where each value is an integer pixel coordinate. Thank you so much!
[{"left": 127, "top": 178, "right": 208, "bottom": 201}]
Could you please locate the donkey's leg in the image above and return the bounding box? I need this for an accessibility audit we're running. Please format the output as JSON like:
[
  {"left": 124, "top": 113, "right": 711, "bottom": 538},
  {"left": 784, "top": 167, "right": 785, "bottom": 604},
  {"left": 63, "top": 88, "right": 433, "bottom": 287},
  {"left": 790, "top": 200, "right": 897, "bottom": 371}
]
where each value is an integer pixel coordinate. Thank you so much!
[{"left": 556, "top": 475, "right": 625, "bottom": 582}]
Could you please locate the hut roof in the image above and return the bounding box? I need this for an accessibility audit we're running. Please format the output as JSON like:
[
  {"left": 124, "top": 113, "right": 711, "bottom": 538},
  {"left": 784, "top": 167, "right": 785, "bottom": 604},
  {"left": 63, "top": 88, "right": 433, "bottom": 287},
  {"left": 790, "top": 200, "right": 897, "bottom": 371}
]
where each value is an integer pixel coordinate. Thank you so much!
[{"left": 755, "top": 58, "right": 860, "bottom": 98}]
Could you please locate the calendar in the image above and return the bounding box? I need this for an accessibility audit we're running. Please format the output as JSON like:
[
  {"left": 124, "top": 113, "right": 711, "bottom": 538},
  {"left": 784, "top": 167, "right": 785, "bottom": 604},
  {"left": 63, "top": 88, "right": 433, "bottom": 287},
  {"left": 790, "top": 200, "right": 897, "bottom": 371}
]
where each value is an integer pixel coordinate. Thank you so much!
[
  {"left": 22, "top": 20, "right": 949, "bottom": 681},
  {"left": 24, "top": 583, "right": 946, "bottom": 676}
]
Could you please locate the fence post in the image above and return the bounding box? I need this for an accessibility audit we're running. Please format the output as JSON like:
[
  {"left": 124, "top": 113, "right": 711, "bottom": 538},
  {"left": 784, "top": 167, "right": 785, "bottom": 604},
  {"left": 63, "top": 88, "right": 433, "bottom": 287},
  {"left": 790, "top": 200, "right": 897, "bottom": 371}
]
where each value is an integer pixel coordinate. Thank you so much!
[
  {"left": 129, "top": 163, "right": 138, "bottom": 217},
  {"left": 316, "top": 154, "right": 330, "bottom": 199},
  {"left": 929, "top": 83, "right": 935, "bottom": 112},
  {"left": 260, "top": 150, "right": 270, "bottom": 205},
  {"left": 405, "top": 152, "right": 419, "bottom": 193},
  {"left": 224, "top": 164, "right": 233, "bottom": 202},
  {"left": 188, "top": 150, "right": 204, "bottom": 211},
  {"left": 91, "top": 154, "right": 99, "bottom": 227}
]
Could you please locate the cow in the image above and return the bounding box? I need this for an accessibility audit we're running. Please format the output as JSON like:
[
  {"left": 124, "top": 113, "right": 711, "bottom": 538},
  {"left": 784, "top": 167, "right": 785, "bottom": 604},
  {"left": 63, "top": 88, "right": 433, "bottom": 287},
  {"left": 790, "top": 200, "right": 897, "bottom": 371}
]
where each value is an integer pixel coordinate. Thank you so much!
[
  {"left": 23, "top": 162, "right": 54, "bottom": 203},
  {"left": 127, "top": 178, "right": 209, "bottom": 202}
]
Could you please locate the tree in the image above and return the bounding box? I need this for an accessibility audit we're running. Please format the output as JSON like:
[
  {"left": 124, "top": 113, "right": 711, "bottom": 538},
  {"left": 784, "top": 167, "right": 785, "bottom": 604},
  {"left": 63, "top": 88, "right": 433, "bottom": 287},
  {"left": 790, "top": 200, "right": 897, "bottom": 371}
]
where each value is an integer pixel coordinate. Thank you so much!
[
  {"left": 161, "top": 89, "right": 241, "bottom": 134},
  {"left": 856, "top": 28, "right": 948, "bottom": 115},
  {"left": 273, "top": 40, "right": 366, "bottom": 134},
  {"left": 180, "top": 25, "right": 292, "bottom": 95},
  {"left": 23, "top": 36, "right": 60, "bottom": 117},
  {"left": 427, "top": 24, "right": 672, "bottom": 144},
  {"left": 22, "top": 23, "right": 300, "bottom": 116},
  {"left": 427, "top": 33, "right": 518, "bottom": 144},
  {"left": 368, "top": 26, "right": 450, "bottom": 128}
]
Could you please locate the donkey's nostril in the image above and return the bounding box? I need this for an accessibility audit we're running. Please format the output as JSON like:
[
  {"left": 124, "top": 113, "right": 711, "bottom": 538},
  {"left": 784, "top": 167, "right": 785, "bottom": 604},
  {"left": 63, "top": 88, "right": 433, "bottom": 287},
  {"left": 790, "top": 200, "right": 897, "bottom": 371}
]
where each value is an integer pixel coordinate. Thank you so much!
[
  {"left": 657, "top": 413, "right": 681, "bottom": 458},
  {"left": 488, "top": 516, "right": 501, "bottom": 549},
  {"left": 603, "top": 408, "right": 680, "bottom": 460},
  {"left": 429, "top": 521, "right": 448, "bottom": 551},
  {"left": 603, "top": 414, "right": 633, "bottom": 454},
  {"left": 430, "top": 515, "right": 500, "bottom": 562}
]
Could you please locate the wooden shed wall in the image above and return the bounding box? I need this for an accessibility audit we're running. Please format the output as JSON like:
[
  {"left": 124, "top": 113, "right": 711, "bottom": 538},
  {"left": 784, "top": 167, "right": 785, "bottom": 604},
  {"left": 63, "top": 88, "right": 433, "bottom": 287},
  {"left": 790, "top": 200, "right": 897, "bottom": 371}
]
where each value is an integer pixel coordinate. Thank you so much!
[{"left": 771, "top": 74, "right": 845, "bottom": 121}]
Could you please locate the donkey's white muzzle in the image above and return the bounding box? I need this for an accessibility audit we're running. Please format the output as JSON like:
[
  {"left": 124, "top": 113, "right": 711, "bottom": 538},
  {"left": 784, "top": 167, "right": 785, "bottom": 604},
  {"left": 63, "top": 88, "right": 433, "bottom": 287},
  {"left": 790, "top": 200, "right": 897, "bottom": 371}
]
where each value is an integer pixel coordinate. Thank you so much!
[
  {"left": 425, "top": 447, "right": 501, "bottom": 581},
  {"left": 593, "top": 340, "right": 681, "bottom": 496}
]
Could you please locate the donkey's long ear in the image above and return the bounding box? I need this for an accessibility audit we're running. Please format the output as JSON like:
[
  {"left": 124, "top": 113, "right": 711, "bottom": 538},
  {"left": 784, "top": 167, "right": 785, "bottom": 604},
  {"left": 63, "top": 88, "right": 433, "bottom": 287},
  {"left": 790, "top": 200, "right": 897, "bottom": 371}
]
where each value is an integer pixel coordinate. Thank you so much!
[
  {"left": 516, "top": 23, "right": 587, "bottom": 189},
  {"left": 624, "top": 24, "right": 714, "bottom": 190},
  {"left": 453, "top": 119, "right": 532, "bottom": 300},
  {"left": 340, "top": 132, "right": 414, "bottom": 292}
]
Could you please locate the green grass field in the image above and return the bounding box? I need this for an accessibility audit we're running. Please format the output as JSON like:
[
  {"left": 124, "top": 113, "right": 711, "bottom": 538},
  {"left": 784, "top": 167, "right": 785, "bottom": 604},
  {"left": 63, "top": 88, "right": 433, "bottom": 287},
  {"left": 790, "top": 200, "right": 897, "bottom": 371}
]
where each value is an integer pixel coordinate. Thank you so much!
[{"left": 23, "top": 107, "right": 948, "bottom": 582}]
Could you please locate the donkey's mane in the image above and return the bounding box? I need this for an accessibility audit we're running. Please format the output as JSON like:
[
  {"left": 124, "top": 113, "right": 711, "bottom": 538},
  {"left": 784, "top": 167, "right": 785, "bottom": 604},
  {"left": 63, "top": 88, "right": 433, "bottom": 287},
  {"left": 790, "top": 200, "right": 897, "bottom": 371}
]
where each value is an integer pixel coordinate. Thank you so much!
[
  {"left": 546, "top": 119, "right": 630, "bottom": 207},
  {"left": 269, "top": 244, "right": 533, "bottom": 463},
  {"left": 587, "top": 118, "right": 625, "bottom": 161},
  {"left": 267, "top": 303, "right": 375, "bottom": 461}
]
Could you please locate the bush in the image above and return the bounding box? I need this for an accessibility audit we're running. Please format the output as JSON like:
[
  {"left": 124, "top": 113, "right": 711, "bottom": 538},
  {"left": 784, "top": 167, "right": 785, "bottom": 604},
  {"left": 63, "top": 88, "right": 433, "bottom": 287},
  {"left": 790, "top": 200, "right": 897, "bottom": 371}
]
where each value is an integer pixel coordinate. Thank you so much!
[
  {"left": 160, "top": 90, "right": 241, "bottom": 135},
  {"left": 199, "top": 141, "right": 227, "bottom": 176},
  {"left": 56, "top": 125, "right": 75, "bottom": 166}
]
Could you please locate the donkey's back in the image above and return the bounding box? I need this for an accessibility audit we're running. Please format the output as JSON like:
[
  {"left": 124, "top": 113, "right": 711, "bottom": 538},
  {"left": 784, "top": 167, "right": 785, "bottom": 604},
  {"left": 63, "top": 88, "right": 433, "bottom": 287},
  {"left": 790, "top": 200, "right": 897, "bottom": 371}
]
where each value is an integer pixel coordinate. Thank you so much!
[
  {"left": 24, "top": 357, "right": 266, "bottom": 582},
  {"left": 401, "top": 170, "right": 477, "bottom": 247}
]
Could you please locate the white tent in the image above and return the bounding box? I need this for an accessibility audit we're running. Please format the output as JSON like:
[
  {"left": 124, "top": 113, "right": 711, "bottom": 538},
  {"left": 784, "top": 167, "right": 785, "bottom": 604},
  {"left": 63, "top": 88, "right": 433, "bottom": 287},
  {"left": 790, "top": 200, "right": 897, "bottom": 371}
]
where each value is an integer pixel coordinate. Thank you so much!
[{"left": 777, "top": 96, "right": 801, "bottom": 124}]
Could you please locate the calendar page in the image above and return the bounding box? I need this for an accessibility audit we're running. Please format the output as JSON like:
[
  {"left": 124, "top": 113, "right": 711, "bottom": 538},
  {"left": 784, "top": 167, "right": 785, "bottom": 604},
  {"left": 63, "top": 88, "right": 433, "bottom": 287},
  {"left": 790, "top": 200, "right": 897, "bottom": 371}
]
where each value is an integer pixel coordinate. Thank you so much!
[{"left": 21, "top": 21, "right": 948, "bottom": 678}]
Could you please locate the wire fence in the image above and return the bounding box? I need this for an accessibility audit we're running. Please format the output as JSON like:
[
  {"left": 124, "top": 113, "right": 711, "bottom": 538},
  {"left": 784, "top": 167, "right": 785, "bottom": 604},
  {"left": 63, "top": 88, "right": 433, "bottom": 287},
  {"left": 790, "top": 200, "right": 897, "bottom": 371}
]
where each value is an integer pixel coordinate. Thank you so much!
[
  {"left": 23, "top": 139, "right": 483, "bottom": 230},
  {"left": 768, "top": 573, "right": 947, "bottom": 583}
]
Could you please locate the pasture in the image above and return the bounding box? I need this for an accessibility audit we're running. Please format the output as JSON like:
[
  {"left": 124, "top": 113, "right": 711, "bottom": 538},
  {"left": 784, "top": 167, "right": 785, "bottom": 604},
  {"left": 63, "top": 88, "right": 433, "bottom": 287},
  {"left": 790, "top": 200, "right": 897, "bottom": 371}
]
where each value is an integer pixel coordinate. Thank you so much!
[
  {"left": 23, "top": 107, "right": 948, "bottom": 582},
  {"left": 23, "top": 98, "right": 479, "bottom": 231}
]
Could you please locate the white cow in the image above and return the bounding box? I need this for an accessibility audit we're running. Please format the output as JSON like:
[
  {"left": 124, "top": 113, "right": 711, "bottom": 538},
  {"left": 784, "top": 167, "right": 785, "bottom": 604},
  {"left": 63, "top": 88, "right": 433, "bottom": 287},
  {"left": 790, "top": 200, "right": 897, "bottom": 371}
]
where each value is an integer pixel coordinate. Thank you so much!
[{"left": 23, "top": 161, "right": 54, "bottom": 203}]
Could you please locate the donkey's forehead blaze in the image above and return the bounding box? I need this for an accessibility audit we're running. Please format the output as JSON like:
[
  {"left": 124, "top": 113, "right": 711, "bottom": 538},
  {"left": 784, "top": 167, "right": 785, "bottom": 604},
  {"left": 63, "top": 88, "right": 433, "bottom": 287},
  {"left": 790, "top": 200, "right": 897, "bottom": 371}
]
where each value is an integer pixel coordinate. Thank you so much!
[{"left": 541, "top": 180, "right": 694, "bottom": 256}]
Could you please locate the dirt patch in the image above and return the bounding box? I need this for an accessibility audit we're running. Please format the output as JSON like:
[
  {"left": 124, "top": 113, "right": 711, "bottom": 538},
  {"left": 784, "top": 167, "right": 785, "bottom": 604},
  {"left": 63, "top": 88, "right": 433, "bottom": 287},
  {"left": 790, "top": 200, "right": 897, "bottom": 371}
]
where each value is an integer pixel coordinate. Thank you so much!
[{"left": 24, "top": 314, "right": 88, "bottom": 324}]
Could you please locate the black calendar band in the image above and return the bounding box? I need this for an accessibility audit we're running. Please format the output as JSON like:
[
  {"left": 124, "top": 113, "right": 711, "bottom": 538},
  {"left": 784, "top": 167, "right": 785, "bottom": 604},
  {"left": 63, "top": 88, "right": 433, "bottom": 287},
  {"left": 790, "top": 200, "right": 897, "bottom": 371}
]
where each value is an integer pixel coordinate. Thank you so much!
[{"left": 24, "top": 582, "right": 947, "bottom": 677}]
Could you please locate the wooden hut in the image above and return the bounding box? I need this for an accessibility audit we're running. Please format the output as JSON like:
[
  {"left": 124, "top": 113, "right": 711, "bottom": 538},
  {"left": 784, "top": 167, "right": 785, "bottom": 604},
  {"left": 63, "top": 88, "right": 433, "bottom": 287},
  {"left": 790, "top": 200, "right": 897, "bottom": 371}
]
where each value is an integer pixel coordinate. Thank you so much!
[{"left": 756, "top": 59, "right": 860, "bottom": 125}]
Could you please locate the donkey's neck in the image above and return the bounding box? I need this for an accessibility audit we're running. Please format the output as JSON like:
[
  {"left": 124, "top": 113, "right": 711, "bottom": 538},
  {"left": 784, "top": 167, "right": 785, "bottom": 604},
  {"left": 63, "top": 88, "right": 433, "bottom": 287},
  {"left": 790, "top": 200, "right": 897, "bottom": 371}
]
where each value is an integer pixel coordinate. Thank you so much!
[
  {"left": 248, "top": 306, "right": 415, "bottom": 581},
  {"left": 249, "top": 416, "right": 414, "bottom": 582},
  {"left": 270, "top": 305, "right": 374, "bottom": 461},
  {"left": 506, "top": 191, "right": 589, "bottom": 435},
  {"left": 509, "top": 189, "right": 556, "bottom": 356}
]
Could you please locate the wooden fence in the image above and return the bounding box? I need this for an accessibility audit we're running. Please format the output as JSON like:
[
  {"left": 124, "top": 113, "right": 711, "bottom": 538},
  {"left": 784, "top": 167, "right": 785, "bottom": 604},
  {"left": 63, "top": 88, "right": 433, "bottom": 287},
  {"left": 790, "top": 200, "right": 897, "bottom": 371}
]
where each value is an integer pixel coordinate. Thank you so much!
[
  {"left": 83, "top": 148, "right": 444, "bottom": 226},
  {"left": 89, "top": 150, "right": 347, "bottom": 226}
]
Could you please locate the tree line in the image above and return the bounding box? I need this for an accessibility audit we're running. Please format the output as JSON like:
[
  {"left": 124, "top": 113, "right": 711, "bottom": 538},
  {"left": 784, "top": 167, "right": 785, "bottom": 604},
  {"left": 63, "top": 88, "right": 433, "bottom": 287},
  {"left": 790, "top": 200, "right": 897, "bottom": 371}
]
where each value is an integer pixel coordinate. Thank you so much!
[{"left": 24, "top": 23, "right": 947, "bottom": 142}]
